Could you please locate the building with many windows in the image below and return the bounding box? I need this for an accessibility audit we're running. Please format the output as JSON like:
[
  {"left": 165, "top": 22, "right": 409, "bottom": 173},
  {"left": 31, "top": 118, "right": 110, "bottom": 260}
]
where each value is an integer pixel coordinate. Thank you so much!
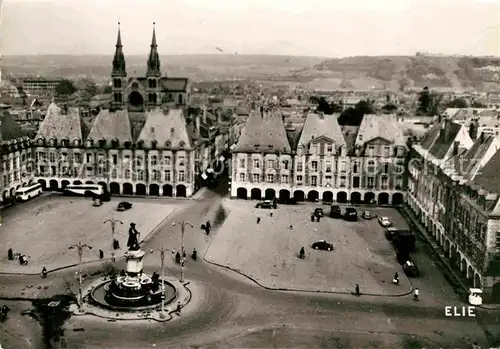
[
  {"left": 22, "top": 77, "right": 63, "bottom": 97},
  {"left": 407, "top": 116, "right": 500, "bottom": 300},
  {"left": 27, "top": 25, "right": 229, "bottom": 199},
  {"left": 0, "top": 110, "right": 35, "bottom": 204},
  {"left": 231, "top": 111, "right": 407, "bottom": 205}
]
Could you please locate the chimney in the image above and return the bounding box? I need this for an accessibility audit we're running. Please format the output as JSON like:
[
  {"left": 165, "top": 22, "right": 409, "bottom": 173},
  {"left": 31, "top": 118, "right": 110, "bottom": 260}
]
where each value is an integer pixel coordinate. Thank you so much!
[
  {"left": 452, "top": 141, "right": 459, "bottom": 156},
  {"left": 469, "top": 118, "right": 479, "bottom": 140}
]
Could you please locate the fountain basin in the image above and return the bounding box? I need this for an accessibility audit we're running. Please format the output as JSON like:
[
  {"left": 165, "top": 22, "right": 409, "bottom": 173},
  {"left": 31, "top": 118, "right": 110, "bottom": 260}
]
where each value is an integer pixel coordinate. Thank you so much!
[{"left": 89, "top": 278, "right": 177, "bottom": 312}]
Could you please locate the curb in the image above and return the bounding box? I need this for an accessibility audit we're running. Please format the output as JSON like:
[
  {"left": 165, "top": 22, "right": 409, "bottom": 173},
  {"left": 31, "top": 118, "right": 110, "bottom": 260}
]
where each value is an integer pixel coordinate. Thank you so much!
[{"left": 0, "top": 209, "right": 179, "bottom": 276}]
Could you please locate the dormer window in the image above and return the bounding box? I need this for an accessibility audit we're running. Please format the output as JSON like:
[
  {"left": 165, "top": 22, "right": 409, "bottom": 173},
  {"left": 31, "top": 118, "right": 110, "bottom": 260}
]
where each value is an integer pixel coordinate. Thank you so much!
[
  {"left": 136, "top": 140, "right": 144, "bottom": 149},
  {"left": 170, "top": 127, "right": 175, "bottom": 135},
  {"left": 61, "top": 139, "right": 68, "bottom": 147},
  {"left": 73, "top": 139, "right": 80, "bottom": 147},
  {"left": 99, "top": 139, "right": 106, "bottom": 148},
  {"left": 254, "top": 144, "right": 260, "bottom": 149},
  {"left": 179, "top": 141, "right": 185, "bottom": 148},
  {"left": 151, "top": 140, "right": 157, "bottom": 150},
  {"left": 37, "top": 138, "right": 44, "bottom": 146},
  {"left": 111, "top": 139, "right": 119, "bottom": 148},
  {"left": 86, "top": 139, "right": 94, "bottom": 147},
  {"left": 124, "top": 141, "right": 131, "bottom": 149},
  {"left": 49, "top": 139, "right": 56, "bottom": 146},
  {"left": 165, "top": 140, "right": 172, "bottom": 148}
]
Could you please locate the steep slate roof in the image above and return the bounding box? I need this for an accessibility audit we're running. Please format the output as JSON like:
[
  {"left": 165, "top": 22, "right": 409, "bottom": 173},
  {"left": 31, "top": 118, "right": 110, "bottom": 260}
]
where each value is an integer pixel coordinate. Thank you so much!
[
  {"left": 355, "top": 114, "right": 405, "bottom": 147},
  {"left": 0, "top": 110, "right": 27, "bottom": 141},
  {"left": 35, "top": 102, "right": 87, "bottom": 141},
  {"left": 454, "top": 133, "right": 498, "bottom": 181},
  {"left": 137, "top": 108, "right": 192, "bottom": 149},
  {"left": 419, "top": 119, "right": 463, "bottom": 159},
  {"left": 233, "top": 109, "right": 291, "bottom": 153},
  {"left": 161, "top": 78, "right": 188, "bottom": 92},
  {"left": 472, "top": 147, "right": 500, "bottom": 193},
  {"left": 297, "top": 113, "right": 346, "bottom": 147},
  {"left": 87, "top": 109, "right": 133, "bottom": 143}
]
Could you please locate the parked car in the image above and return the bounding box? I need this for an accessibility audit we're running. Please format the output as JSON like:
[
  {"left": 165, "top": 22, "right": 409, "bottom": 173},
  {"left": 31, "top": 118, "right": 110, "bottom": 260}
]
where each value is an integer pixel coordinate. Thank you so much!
[
  {"left": 92, "top": 198, "right": 102, "bottom": 207},
  {"left": 378, "top": 216, "right": 392, "bottom": 227},
  {"left": 117, "top": 201, "right": 133, "bottom": 211},
  {"left": 314, "top": 208, "right": 324, "bottom": 217},
  {"left": 361, "top": 211, "right": 372, "bottom": 219},
  {"left": 311, "top": 240, "right": 334, "bottom": 251},
  {"left": 255, "top": 200, "right": 277, "bottom": 209},
  {"left": 403, "top": 260, "right": 419, "bottom": 277},
  {"left": 330, "top": 205, "right": 342, "bottom": 218},
  {"left": 344, "top": 207, "right": 358, "bottom": 221},
  {"left": 385, "top": 227, "right": 399, "bottom": 240}
]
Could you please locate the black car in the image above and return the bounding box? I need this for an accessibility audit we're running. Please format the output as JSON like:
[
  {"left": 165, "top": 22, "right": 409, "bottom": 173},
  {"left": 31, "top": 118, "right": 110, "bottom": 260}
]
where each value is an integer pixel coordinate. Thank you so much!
[
  {"left": 330, "top": 205, "right": 342, "bottom": 218},
  {"left": 311, "top": 240, "right": 334, "bottom": 251},
  {"left": 255, "top": 200, "right": 277, "bottom": 209},
  {"left": 403, "top": 260, "right": 419, "bottom": 277},
  {"left": 385, "top": 227, "right": 399, "bottom": 241},
  {"left": 344, "top": 207, "right": 358, "bottom": 221},
  {"left": 314, "top": 208, "right": 324, "bottom": 217},
  {"left": 117, "top": 201, "right": 133, "bottom": 211}
]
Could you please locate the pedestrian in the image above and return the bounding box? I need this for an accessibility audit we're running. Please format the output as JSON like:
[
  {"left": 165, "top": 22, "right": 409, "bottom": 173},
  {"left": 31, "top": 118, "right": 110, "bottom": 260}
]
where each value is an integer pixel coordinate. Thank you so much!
[
  {"left": 413, "top": 288, "right": 419, "bottom": 301},
  {"left": 99, "top": 249, "right": 104, "bottom": 259},
  {"left": 300, "top": 247, "right": 305, "bottom": 259},
  {"left": 393, "top": 272, "right": 399, "bottom": 285},
  {"left": 257, "top": 217, "right": 261, "bottom": 224},
  {"left": 270, "top": 209, "right": 273, "bottom": 217},
  {"left": 310, "top": 214, "right": 315, "bottom": 222},
  {"left": 7, "top": 248, "right": 13, "bottom": 261},
  {"left": 182, "top": 251, "right": 187, "bottom": 259},
  {"left": 317, "top": 215, "right": 321, "bottom": 222},
  {"left": 355, "top": 284, "right": 360, "bottom": 296},
  {"left": 176, "top": 301, "right": 181, "bottom": 314}
]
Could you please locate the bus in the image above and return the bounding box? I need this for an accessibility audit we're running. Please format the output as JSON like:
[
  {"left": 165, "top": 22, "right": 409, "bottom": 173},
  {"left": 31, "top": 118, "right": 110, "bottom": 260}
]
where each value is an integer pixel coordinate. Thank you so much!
[
  {"left": 64, "top": 184, "right": 105, "bottom": 197},
  {"left": 16, "top": 183, "right": 43, "bottom": 201}
]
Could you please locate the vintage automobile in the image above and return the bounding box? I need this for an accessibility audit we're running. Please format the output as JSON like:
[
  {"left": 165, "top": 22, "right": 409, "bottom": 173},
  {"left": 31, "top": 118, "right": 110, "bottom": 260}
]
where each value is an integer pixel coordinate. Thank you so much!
[
  {"left": 403, "top": 260, "right": 419, "bottom": 277},
  {"left": 344, "top": 207, "right": 358, "bottom": 221},
  {"left": 362, "top": 211, "right": 372, "bottom": 219},
  {"left": 330, "top": 205, "right": 342, "bottom": 218},
  {"left": 314, "top": 208, "right": 324, "bottom": 217},
  {"left": 255, "top": 200, "right": 277, "bottom": 209},
  {"left": 92, "top": 198, "right": 102, "bottom": 207},
  {"left": 117, "top": 201, "right": 133, "bottom": 211},
  {"left": 378, "top": 216, "right": 392, "bottom": 227},
  {"left": 311, "top": 240, "right": 334, "bottom": 251}
]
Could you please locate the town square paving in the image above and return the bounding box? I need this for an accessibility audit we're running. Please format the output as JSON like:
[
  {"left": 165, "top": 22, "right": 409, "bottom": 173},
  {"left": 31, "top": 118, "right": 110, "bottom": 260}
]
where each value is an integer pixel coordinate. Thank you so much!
[
  {"left": 204, "top": 200, "right": 412, "bottom": 295},
  {"left": 0, "top": 195, "right": 184, "bottom": 273}
]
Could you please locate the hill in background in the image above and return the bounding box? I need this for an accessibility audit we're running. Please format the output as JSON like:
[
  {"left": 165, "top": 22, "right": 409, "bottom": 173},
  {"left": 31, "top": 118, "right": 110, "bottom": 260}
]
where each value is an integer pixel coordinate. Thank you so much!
[{"left": 2, "top": 54, "right": 500, "bottom": 91}]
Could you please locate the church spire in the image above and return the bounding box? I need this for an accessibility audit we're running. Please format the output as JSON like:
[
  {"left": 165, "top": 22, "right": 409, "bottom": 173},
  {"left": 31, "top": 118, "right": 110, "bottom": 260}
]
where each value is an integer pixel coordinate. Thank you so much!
[
  {"left": 146, "top": 22, "right": 161, "bottom": 76},
  {"left": 112, "top": 22, "right": 126, "bottom": 77}
]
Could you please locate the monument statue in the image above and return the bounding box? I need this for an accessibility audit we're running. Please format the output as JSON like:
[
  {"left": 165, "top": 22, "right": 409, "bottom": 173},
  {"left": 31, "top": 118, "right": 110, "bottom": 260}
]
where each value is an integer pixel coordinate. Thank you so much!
[{"left": 127, "top": 223, "right": 140, "bottom": 251}]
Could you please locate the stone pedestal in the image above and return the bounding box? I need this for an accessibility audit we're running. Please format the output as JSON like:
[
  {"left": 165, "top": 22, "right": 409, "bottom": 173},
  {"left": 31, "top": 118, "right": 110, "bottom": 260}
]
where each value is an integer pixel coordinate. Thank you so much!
[{"left": 124, "top": 249, "right": 146, "bottom": 274}]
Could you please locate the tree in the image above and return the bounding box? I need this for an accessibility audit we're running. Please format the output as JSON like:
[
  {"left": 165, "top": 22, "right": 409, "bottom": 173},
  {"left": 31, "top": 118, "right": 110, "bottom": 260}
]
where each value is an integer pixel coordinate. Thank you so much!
[
  {"left": 338, "top": 107, "right": 363, "bottom": 126},
  {"left": 55, "top": 79, "right": 77, "bottom": 96},
  {"left": 381, "top": 103, "right": 398, "bottom": 113},
  {"left": 417, "top": 86, "right": 437, "bottom": 116},
  {"left": 355, "top": 100, "right": 375, "bottom": 115},
  {"left": 471, "top": 100, "right": 487, "bottom": 108},
  {"left": 444, "top": 98, "right": 468, "bottom": 108}
]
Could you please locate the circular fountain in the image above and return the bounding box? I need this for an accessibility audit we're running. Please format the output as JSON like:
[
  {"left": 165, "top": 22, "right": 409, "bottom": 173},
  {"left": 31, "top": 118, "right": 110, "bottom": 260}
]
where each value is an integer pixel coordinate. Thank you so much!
[{"left": 89, "top": 247, "right": 177, "bottom": 312}]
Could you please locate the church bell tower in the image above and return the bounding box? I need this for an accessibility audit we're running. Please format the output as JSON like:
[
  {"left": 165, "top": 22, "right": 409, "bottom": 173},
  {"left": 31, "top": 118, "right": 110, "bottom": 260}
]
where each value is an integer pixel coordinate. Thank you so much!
[{"left": 111, "top": 22, "right": 127, "bottom": 109}]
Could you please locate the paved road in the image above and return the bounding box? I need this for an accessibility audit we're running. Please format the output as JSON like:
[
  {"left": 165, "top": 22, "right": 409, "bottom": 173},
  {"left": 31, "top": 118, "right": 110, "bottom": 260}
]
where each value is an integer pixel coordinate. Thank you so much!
[{"left": 0, "top": 184, "right": 497, "bottom": 348}]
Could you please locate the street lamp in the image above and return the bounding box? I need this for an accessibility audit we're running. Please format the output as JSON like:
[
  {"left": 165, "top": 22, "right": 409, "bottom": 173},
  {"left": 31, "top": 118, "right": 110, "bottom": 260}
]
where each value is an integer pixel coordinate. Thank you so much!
[
  {"left": 150, "top": 247, "right": 175, "bottom": 319},
  {"left": 103, "top": 218, "right": 123, "bottom": 268},
  {"left": 68, "top": 241, "right": 92, "bottom": 306},
  {"left": 172, "top": 221, "right": 193, "bottom": 282}
]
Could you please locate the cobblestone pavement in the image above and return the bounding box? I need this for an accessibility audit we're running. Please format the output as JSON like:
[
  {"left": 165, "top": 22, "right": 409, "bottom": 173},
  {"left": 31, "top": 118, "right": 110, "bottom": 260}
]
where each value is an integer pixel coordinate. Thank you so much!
[
  {"left": 0, "top": 195, "right": 184, "bottom": 273},
  {"left": 205, "top": 201, "right": 412, "bottom": 295}
]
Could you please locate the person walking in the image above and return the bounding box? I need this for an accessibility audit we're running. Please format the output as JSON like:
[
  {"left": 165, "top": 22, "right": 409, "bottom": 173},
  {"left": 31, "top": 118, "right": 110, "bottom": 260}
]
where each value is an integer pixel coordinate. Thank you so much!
[
  {"left": 393, "top": 272, "right": 399, "bottom": 285},
  {"left": 355, "top": 284, "right": 360, "bottom": 296},
  {"left": 270, "top": 209, "right": 273, "bottom": 217},
  {"left": 176, "top": 301, "right": 181, "bottom": 314},
  {"left": 299, "top": 247, "right": 305, "bottom": 259},
  {"left": 257, "top": 217, "right": 261, "bottom": 224},
  {"left": 413, "top": 288, "right": 419, "bottom": 301}
]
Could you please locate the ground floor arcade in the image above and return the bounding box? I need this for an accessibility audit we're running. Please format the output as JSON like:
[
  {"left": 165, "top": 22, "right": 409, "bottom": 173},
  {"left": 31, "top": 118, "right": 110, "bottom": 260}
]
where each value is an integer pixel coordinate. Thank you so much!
[
  {"left": 230, "top": 183, "right": 405, "bottom": 205},
  {"left": 35, "top": 177, "right": 194, "bottom": 198}
]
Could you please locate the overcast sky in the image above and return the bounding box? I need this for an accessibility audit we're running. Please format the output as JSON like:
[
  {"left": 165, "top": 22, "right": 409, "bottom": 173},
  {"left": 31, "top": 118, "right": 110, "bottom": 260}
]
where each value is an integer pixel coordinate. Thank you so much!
[{"left": 2, "top": 0, "right": 500, "bottom": 57}]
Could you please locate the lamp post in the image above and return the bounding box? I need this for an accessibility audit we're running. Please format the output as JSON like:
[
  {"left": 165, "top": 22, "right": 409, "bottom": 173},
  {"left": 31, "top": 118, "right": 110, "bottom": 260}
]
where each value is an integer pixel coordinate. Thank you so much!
[
  {"left": 103, "top": 218, "right": 123, "bottom": 268},
  {"left": 172, "top": 221, "right": 193, "bottom": 283},
  {"left": 68, "top": 241, "right": 92, "bottom": 306},
  {"left": 150, "top": 247, "right": 175, "bottom": 319}
]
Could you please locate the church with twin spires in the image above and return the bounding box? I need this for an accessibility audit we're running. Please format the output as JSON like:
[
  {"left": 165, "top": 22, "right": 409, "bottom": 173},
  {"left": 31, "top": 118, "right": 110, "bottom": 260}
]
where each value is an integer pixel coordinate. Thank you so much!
[{"left": 111, "top": 22, "right": 190, "bottom": 111}]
